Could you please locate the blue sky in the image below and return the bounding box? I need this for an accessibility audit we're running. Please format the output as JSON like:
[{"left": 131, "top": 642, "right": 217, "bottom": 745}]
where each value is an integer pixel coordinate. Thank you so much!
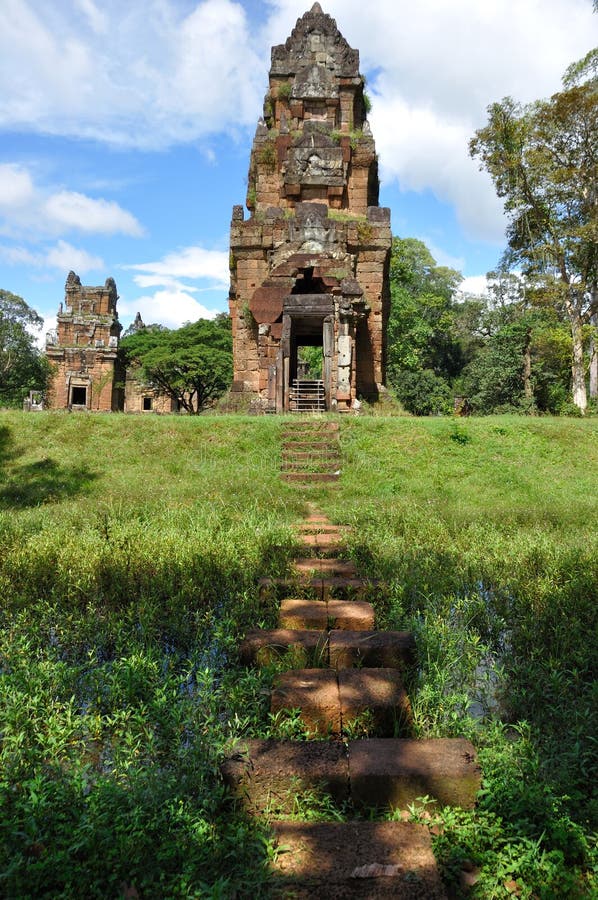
[{"left": 0, "top": 0, "right": 595, "bottom": 341}]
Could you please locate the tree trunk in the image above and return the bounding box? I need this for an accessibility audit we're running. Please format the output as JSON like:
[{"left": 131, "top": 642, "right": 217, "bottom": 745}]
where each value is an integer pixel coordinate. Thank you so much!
[
  {"left": 571, "top": 316, "right": 587, "bottom": 413},
  {"left": 523, "top": 326, "right": 533, "bottom": 401},
  {"left": 589, "top": 311, "right": 597, "bottom": 401}
]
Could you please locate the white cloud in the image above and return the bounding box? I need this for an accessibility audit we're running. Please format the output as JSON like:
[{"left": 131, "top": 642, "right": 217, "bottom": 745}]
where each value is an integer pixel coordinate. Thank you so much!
[
  {"left": 0, "top": 0, "right": 594, "bottom": 245},
  {"left": 0, "top": 163, "right": 143, "bottom": 238},
  {"left": 45, "top": 240, "right": 104, "bottom": 272},
  {"left": 119, "top": 288, "right": 220, "bottom": 329},
  {"left": 127, "top": 246, "right": 229, "bottom": 286},
  {"left": 0, "top": 0, "right": 267, "bottom": 148},
  {"left": 0, "top": 164, "right": 36, "bottom": 208},
  {"left": 415, "top": 238, "right": 465, "bottom": 273},
  {"left": 75, "top": 0, "right": 108, "bottom": 35},
  {"left": 459, "top": 275, "right": 490, "bottom": 296},
  {"left": 0, "top": 239, "right": 104, "bottom": 273},
  {"left": 121, "top": 244, "right": 229, "bottom": 327},
  {"left": 44, "top": 191, "right": 144, "bottom": 236}
]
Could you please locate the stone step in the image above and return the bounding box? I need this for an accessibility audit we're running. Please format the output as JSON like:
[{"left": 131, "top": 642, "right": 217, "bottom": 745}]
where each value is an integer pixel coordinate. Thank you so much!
[
  {"left": 293, "top": 557, "right": 357, "bottom": 577},
  {"left": 281, "top": 463, "right": 341, "bottom": 474},
  {"left": 239, "top": 628, "right": 415, "bottom": 670},
  {"left": 281, "top": 450, "right": 340, "bottom": 461},
  {"left": 279, "top": 598, "right": 375, "bottom": 631},
  {"left": 295, "top": 522, "right": 348, "bottom": 534},
  {"left": 259, "top": 576, "right": 379, "bottom": 601},
  {"left": 239, "top": 629, "right": 329, "bottom": 666},
  {"left": 282, "top": 473, "right": 340, "bottom": 483},
  {"left": 329, "top": 630, "right": 416, "bottom": 669},
  {"left": 279, "top": 599, "right": 329, "bottom": 630},
  {"left": 222, "top": 739, "right": 349, "bottom": 813},
  {"left": 297, "top": 533, "right": 345, "bottom": 555},
  {"left": 221, "top": 737, "right": 480, "bottom": 814},
  {"left": 269, "top": 821, "right": 447, "bottom": 898},
  {"left": 270, "top": 668, "right": 412, "bottom": 737},
  {"left": 281, "top": 433, "right": 339, "bottom": 443},
  {"left": 282, "top": 422, "right": 339, "bottom": 432},
  {"left": 282, "top": 439, "right": 339, "bottom": 447},
  {"left": 348, "top": 738, "right": 481, "bottom": 811}
]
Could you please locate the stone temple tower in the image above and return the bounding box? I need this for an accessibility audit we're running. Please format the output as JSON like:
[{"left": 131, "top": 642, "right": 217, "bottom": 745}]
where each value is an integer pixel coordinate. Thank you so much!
[
  {"left": 46, "top": 271, "right": 123, "bottom": 411},
  {"left": 229, "top": 3, "right": 391, "bottom": 412}
]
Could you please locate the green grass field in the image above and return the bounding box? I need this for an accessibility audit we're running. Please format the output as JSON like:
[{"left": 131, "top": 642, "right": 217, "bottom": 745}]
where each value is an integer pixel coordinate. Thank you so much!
[{"left": 0, "top": 411, "right": 596, "bottom": 897}]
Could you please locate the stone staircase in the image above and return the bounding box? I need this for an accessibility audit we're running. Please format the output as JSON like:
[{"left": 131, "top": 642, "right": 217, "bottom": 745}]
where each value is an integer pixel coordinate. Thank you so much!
[
  {"left": 223, "top": 507, "right": 481, "bottom": 897},
  {"left": 281, "top": 420, "right": 341, "bottom": 483}
]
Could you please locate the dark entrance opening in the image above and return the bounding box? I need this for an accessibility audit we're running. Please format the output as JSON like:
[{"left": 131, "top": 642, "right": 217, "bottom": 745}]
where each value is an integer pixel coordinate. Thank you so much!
[
  {"left": 142, "top": 396, "right": 153, "bottom": 411},
  {"left": 71, "top": 386, "right": 87, "bottom": 406}
]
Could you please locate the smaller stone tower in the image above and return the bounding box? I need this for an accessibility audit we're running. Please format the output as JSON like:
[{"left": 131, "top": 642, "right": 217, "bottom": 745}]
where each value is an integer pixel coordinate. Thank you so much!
[{"left": 46, "top": 271, "right": 123, "bottom": 411}]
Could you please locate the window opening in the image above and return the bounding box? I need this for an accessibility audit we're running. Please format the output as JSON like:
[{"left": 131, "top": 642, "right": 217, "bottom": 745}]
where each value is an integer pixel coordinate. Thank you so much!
[{"left": 71, "top": 386, "right": 87, "bottom": 406}]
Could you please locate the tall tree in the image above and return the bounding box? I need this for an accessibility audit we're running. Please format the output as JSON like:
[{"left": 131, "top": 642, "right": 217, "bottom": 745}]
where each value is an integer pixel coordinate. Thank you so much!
[
  {"left": 120, "top": 317, "right": 232, "bottom": 414},
  {"left": 0, "top": 290, "right": 49, "bottom": 407},
  {"left": 470, "top": 62, "right": 598, "bottom": 411},
  {"left": 387, "top": 237, "right": 463, "bottom": 414}
]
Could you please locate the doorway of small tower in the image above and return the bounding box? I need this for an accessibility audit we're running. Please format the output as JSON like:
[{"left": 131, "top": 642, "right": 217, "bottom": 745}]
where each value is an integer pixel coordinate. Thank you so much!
[{"left": 289, "top": 316, "right": 331, "bottom": 412}]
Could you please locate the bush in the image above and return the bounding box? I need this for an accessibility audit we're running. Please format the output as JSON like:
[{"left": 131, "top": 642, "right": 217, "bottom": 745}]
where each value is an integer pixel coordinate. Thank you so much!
[{"left": 393, "top": 369, "right": 452, "bottom": 416}]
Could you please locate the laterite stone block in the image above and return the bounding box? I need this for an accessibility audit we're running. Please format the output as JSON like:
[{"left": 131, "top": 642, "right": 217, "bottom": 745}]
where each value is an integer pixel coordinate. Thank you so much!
[
  {"left": 221, "top": 739, "right": 349, "bottom": 813},
  {"left": 339, "top": 669, "right": 412, "bottom": 736},
  {"left": 327, "top": 600, "right": 375, "bottom": 631},
  {"left": 270, "top": 821, "right": 446, "bottom": 898},
  {"left": 239, "top": 629, "right": 328, "bottom": 666},
  {"left": 271, "top": 669, "right": 340, "bottom": 735},
  {"left": 329, "top": 630, "right": 416, "bottom": 669},
  {"left": 279, "top": 599, "right": 328, "bottom": 630},
  {"left": 348, "top": 738, "right": 481, "bottom": 811}
]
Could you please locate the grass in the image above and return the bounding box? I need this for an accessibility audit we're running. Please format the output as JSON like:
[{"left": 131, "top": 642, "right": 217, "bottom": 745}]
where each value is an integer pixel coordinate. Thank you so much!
[{"left": 0, "top": 410, "right": 596, "bottom": 897}]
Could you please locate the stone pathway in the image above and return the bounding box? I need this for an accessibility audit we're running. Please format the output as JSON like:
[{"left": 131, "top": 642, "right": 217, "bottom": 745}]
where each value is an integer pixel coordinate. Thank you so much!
[
  {"left": 224, "top": 495, "right": 482, "bottom": 897},
  {"left": 281, "top": 420, "right": 341, "bottom": 483}
]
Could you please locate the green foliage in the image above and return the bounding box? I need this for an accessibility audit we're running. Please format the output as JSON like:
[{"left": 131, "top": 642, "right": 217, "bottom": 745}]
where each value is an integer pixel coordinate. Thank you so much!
[
  {"left": 121, "top": 318, "right": 232, "bottom": 414},
  {"left": 257, "top": 140, "right": 277, "bottom": 172},
  {"left": 297, "top": 345, "right": 323, "bottom": 378},
  {"left": 0, "top": 289, "right": 49, "bottom": 407},
  {"left": 459, "top": 320, "right": 533, "bottom": 413},
  {"left": 470, "top": 62, "right": 598, "bottom": 410},
  {"left": 387, "top": 237, "right": 464, "bottom": 413},
  {"left": 392, "top": 369, "right": 452, "bottom": 416},
  {"left": 277, "top": 81, "right": 292, "bottom": 100}
]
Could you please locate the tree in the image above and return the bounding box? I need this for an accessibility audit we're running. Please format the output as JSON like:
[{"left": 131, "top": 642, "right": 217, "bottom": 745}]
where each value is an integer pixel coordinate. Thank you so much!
[
  {"left": 0, "top": 290, "right": 49, "bottom": 407},
  {"left": 120, "top": 317, "right": 232, "bottom": 414},
  {"left": 387, "top": 237, "right": 463, "bottom": 414},
  {"left": 470, "top": 63, "right": 598, "bottom": 411}
]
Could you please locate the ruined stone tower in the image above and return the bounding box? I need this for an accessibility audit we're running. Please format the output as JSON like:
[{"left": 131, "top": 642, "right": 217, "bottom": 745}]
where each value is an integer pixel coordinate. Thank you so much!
[
  {"left": 229, "top": 3, "right": 391, "bottom": 412},
  {"left": 46, "top": 271, "right": 123, "bottom": 411}
]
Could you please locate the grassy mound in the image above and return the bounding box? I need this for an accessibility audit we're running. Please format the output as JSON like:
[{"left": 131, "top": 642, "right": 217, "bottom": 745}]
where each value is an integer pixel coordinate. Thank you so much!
[{"left": 0, "top": 411, "right": 596, "bottom": 897}]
